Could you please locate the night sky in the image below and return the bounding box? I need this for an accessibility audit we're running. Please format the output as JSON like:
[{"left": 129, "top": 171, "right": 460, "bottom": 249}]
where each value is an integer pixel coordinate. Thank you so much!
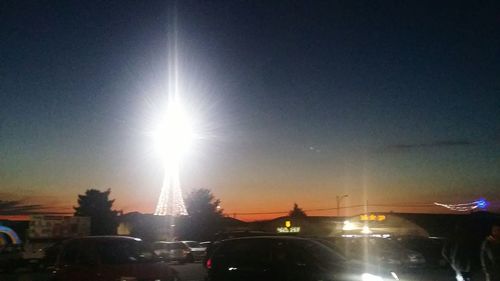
[{"left": 1, "top": 0, "right": 499, "bottom": 220}]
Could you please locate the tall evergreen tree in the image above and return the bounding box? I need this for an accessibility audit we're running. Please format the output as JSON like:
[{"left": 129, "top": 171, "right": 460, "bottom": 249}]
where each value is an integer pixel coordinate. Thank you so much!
[
  {"left": 176, "top": 189, "right": 224, "bottom": 241},
  {"left": 289, "top": 203, "right": 307, "bottom": 218},
  {"left": 74, "top": 188, "right": 119, "bottom": 235}
]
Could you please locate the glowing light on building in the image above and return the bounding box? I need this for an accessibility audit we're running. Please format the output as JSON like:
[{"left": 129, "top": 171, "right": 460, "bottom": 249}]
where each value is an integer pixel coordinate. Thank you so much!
[
  {"left": 361, "top": 225, "right": 372, "bottom": 234},
  {"left": 360, "top": 214, "right": 386, "bottom": 221},
  {"left": 343, "top": 220, "right": 355, "bottom": 231}
]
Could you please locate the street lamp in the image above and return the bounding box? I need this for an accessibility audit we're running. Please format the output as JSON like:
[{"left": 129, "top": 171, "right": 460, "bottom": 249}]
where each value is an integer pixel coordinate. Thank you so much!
[{"left": 336, "top": 194, "right": 348, "bottom": 216}]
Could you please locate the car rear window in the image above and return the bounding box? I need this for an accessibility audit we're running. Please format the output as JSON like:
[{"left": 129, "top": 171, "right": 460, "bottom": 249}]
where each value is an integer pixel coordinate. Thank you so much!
[
  {"left": 290, "top": 239, "right": 346, "bottom": 265},
  {"left": 215, "top": 239, "right": 271, "bottom": 264},
  {"left": 96, "top": 239, "right": 157, "bottom": 265}
]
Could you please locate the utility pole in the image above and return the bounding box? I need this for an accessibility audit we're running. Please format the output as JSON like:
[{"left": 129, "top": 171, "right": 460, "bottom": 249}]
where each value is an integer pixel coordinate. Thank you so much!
[{"left": 336, "top": 194, "right": 348, "bottom": 216}]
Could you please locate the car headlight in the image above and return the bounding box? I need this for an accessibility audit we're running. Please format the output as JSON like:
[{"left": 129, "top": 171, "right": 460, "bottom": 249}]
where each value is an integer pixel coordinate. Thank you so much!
[{"left": 361, "top": 273, "right": 383, "bottom": 281}]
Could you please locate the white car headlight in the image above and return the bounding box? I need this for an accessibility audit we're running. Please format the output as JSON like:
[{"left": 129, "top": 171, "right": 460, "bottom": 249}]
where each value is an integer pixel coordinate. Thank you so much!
[{"left": 361, "top": 273, "right": 383, "bottom": 281}]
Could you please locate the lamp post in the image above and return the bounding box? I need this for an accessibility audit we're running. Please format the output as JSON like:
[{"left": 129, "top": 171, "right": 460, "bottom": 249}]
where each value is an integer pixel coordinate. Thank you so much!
[{"left": 336, "top": 195, "right": 348, "bottom": 216}]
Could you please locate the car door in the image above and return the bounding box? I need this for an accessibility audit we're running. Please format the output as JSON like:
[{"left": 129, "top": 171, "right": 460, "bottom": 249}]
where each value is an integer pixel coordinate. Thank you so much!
[
  {"left": 270, "top": 240, "right": 307, "bottom": 281},
  {"left": 214, "top": 239, "right": 275, "bottom": 281},
  {"left": 54, "top": 240, "right": 100, "bottom": 281}
]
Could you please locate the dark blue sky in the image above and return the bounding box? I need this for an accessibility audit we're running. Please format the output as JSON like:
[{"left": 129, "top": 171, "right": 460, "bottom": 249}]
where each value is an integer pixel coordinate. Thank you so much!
[{"left": 1, "top": 0, "right": 499, "bottom": 217}]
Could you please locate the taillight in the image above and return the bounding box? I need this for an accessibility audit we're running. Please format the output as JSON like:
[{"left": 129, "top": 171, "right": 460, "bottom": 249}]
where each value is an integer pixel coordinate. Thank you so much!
[{"left": 206, "top": 258, "right": 212, "bottom": 269}]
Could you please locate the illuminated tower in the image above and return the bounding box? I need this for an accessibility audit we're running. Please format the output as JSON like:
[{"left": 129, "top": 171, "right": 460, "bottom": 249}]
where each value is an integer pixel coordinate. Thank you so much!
[
  {"left": 154, "top": 164, "right": 188, "bottom": 216},
  {"left": 152, "top": 99, "right": 191, "bottom": 216},
  {"left": 153, "top": 7, "right": 190, "bottom": 217}
]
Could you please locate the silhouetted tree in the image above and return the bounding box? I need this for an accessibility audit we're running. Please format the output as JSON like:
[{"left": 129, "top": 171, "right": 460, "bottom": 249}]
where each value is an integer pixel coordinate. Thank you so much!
[
  {"left": 176, "top": 189, "right": 224, "bottom": 241},
  {"left": 185, "top": 189, "right": 223, "bottom": 217},
  {"left": 289, "top": 203, "right": 307, "bottom": 218},
  {"left": 74, "top": 189, "right": 119, "bottom": 235}
]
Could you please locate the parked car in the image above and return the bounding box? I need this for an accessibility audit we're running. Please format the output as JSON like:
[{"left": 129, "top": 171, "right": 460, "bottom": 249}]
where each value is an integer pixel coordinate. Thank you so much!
[
  {"left": 394, "top": 236, "right": 448, "bottom": 268},
  {"left": 50, "top": 236, "right": 179, "bottom": 281},
  {"left": 204, "top": 231, "right": 277, "bottom": 268},
  {"left": 40, "top": 241, "right": 63, "bottom": 270},
  {"left": 332, "top": 237, "right": 426, "bottom": 271},
  {"left": 205, "top": 236, "right": 399, "bottom": 281},
  {"left": 0, "top": 243, "right": 23, "bottom": 273},
  {"left": 181, "top": 241, "right": 206, "bottom": 262},
  {"left": 153, "top": 241, "right": 191, "bottom": 263}
]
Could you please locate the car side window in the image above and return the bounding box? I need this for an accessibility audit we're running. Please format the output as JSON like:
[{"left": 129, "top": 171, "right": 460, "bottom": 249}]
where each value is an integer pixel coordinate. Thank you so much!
[
  {"left": 60, "top": 241, "right": 79, "bottom": 266},
  {"left": 60, "top": 241, "right": 95, "bottom": 266}
]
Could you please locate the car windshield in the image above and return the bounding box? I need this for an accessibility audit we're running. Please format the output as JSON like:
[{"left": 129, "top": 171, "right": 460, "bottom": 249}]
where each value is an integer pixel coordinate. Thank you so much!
[{"left": 96, "top": 240, "right": 160, "bottom": 265}]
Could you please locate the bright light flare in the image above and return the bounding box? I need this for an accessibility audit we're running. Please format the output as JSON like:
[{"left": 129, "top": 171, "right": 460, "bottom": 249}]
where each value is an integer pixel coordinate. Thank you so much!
[
  {"left": 152, "top": 100, "right": 195, "bottom": 164},
  {"left": 434, "top": 198, "right": 489, "bottom": 212},
  {"left": 343, "top": 220, "right": 355, "bottom": 231},
  {"left": 361, "top": 273, "right": 383, "bottom": 281}
]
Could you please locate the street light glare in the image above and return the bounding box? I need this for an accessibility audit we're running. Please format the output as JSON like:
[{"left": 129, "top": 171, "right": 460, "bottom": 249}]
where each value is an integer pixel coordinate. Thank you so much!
[{"left": 153, "top": 100, "right": 194, "bottom": 164}]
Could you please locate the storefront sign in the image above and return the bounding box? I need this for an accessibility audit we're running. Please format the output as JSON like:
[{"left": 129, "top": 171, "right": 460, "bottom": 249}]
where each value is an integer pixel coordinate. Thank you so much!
[
  {"left": 277, "top": 220, "right": 301, "bottom": 233},
  {"left": 360, "top": 214, "right": 386, "bottom": 221}
]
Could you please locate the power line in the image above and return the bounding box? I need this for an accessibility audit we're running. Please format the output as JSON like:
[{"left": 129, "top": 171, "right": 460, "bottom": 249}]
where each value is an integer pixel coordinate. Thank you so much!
[{"left": 228, "top": 202, "right": 440, "bottom": 216}]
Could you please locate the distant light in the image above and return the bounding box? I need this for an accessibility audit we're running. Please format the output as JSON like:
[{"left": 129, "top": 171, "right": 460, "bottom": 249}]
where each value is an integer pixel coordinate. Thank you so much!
[
  {"left": 434, "top": 198, "right": 489, "bottom": 212},
  {"left": 343, "top": 220, "right": 355, "bottom": 231},
  {"left": 285, "top": 220, "right": 291, "bottom": 228},
  {"left": 477, "top": 198, "right": 488, "bottom": 209},
  {"left": 361, "top": 225, "right": 372, "bottom": 234}
]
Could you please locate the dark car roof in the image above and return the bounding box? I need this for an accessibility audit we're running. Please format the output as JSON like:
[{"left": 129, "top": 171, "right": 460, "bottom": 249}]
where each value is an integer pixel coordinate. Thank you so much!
[
  {"left": 63, "top": 236, "right": 142, "bottom": 243},
  {"left": 220, "top": 235, "right": 316, "bottom": 243}
]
